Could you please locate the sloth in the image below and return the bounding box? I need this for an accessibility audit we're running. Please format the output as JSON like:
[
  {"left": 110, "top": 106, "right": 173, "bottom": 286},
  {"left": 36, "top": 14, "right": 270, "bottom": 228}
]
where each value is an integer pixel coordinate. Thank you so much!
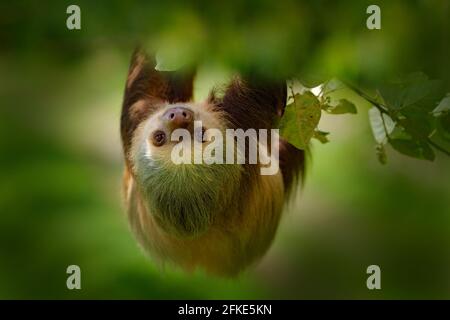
[{"left": 121, "top": 49, "right": 304, "bottom": 276}]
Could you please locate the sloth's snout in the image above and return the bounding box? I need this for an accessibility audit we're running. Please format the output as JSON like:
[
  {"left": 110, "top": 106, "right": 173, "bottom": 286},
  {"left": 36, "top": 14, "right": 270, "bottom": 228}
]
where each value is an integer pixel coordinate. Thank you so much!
[
  {"left": 150, "top": 107, "right": 195, "bottom": 147},
  {"left": 163, "top": 107, "right": 194, "bottom": 130}
]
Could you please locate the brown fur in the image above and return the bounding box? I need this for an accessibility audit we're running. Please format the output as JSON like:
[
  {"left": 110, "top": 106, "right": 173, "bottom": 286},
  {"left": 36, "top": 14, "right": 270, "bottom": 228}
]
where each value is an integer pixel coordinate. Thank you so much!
[{"left": 120, "top": 49, "right": 304, "bottom": 276}]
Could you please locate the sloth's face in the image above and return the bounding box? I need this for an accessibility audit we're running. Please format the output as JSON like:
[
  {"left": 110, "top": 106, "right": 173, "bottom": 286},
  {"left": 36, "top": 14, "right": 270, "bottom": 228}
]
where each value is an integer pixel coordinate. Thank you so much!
[
  {"left": 130, "top": 101, "right": 242, "bottom": 238},
  {"left": 132, "top": 101, "right": 224, "bottom": 162}
]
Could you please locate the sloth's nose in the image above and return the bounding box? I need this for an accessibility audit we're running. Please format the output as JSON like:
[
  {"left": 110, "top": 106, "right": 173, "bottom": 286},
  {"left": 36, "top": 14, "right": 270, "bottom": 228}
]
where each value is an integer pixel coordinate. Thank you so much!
[{"left": 163, "top": 107, "right": 194, "bottom": 129}]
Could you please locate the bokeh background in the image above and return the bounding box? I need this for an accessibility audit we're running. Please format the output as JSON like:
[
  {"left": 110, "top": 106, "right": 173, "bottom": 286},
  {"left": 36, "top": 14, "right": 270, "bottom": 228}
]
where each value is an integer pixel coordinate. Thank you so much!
[{"left": 0, "top": 0, "right": 449, "bottom": 299}]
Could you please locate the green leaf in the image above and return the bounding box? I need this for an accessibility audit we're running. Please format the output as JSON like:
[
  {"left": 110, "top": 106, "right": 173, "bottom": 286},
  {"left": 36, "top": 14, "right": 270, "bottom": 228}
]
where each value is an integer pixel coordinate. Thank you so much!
[
  {"left": 436, "top": 113, "right": 450, "bottom": 141},
  {"left": 389, "top": 126, "right": 411, "bottom": 140},
  {"left": 313, "top": 130, "right": 330, "bottom": 144},
  {"left": 279, "top": 91, "right": 322, "bottom": 150},
  {"left": 379, "top": 85, "right": 403, "bottom": 109},
  {"left": 375, "top": 144, "right": 387, "bottom": 165},
  {"left": 432, "top": 94, "right": 450, "bottom": 116},
  {"left": 389, "top": 139, "right": 435, "bottom": 161},
  {"left": 325, "top": 99, "right": 357, "bottom": 114},
  {"left": 379, "top": 73, "right": 442, "bottom": 111},
  {"left": 368, "top": 107, "right": 396, "bottom": 144},
  {"left": 298, "top": 74, "right": 328, "bottom": 88},
  {"left": 399, "top": 113, "right": 434, "bottom": 139},
  {"left": 402, "top": 80, "right": 441, "bottom": 108}
]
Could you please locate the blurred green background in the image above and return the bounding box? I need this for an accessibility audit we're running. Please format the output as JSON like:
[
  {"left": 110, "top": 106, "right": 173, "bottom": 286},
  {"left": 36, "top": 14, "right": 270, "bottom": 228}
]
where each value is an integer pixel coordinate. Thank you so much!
[{"left": 0, "top": 0, "right": 449, "bottom": 299}]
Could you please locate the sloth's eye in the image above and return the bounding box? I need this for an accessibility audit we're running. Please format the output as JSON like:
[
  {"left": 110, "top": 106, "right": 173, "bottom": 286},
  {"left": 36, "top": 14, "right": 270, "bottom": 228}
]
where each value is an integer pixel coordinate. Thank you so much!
[{"left": 151, "top": 130, "right": 166, "bottom": 146}]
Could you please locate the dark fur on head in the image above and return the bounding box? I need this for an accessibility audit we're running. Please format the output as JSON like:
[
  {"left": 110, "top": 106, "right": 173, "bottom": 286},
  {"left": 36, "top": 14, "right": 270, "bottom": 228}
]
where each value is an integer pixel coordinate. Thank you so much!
[{"left": 121, "top": 49, "right": 196, "bottom": 161}]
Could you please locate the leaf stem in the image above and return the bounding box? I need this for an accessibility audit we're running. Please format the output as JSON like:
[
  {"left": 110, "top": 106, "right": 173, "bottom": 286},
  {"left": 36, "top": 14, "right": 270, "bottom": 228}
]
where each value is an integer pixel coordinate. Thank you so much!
[
  {"left": 342, "top": 80, "right": 389, "bottom": 114},
  {"left": 289, "top": 80, "right": 297, "bottom": 105}
]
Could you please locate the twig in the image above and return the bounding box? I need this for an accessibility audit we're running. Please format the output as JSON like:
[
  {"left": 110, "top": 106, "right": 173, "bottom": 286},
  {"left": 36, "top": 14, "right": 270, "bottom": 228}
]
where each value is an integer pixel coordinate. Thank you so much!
[{"left": 341, "top": 80, "right": 389, "bottom": 114}]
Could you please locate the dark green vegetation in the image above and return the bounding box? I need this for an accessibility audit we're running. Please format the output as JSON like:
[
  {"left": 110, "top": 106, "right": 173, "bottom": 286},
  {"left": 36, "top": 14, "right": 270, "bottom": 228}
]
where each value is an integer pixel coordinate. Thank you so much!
[{"left": 0, "top": 0, "right": 449, "bottom": 298}]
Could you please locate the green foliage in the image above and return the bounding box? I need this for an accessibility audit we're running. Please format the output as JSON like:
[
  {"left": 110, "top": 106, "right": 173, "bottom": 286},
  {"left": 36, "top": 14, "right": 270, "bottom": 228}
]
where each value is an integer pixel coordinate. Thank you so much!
[
  {"left": 279, "top": 80, "right": 358, "bottom": 150},
  {"left": 375, "top": 73, "right": 449, "bottom": 162},
  {"left": 313, "top": 130, "right": 330, "bottom": 144},
  {"left": 279, "top": 91, "right": 321, "bottom": 150},
  {"left": 436, "top": 113, "right": 450, "bottom": 141},
  {"left": 433, "top": 94, "right": 450, "bottom": 115},
  {"left": 1, "top": 0, "right": 450, "bottom": 300},
  {"left": 324, "top": 99, "right": 357, "bottom": 115},
  {"left": 279, "top": 73, "right": 450, "bottom": 163},
  {"left": 389, "top": 139, "right": 435, "bottom": 161}
]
